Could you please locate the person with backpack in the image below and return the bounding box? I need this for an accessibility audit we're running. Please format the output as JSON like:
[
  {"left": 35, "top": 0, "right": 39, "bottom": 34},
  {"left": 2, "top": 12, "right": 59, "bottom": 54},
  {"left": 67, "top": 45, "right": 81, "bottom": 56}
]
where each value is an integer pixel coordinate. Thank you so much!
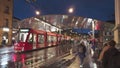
[{"left": 102, "top": 40, "right": 120, "bottom": 68}]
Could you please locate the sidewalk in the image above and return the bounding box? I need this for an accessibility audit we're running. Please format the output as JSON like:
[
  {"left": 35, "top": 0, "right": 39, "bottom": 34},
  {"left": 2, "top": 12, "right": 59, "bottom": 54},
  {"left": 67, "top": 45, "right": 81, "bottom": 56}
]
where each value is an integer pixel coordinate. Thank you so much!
[
  {"left": 67, "top": 53, "right": 98, "bottom": 68},
  {"left": 67, "top": 55, "right": 80, "bottom": 68},
  {"left": 0, "top": 46, "right": 14, "bottom": 55},
  {"left": 57, "top": 52, "right": 81, "bottom": 68}
]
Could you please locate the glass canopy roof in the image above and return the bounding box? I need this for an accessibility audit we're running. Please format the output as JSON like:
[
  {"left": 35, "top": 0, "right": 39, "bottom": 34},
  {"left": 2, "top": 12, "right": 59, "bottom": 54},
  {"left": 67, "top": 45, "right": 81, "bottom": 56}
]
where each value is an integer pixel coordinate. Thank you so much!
[{"left": 18, "top": 15, "right": 103, "bottom": 34}]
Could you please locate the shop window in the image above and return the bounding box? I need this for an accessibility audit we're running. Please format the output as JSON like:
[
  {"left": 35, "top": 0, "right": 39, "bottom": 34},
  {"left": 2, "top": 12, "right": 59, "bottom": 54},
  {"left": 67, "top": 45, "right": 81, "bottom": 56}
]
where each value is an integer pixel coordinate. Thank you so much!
[{"left": 4, "top": 6, "right": 9, "bottom": 14}]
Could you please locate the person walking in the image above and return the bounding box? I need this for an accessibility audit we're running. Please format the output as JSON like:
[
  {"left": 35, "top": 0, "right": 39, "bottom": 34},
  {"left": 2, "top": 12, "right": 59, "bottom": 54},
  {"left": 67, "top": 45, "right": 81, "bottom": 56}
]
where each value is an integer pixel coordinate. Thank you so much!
[
  {"left": 102, "top": 40, "right": 120, "bottom": 68},
  {"left": 1, "top": 38, "right": 6, "bottom": 47},
  {"left": 97, "top": 42, "right": 110, "bottom": 68},
  {"left": 97, "top": 42, "right": 110, "bottom": 62},
  {"left": 77, "top": 42, "right": 86, "bottom": 67}
]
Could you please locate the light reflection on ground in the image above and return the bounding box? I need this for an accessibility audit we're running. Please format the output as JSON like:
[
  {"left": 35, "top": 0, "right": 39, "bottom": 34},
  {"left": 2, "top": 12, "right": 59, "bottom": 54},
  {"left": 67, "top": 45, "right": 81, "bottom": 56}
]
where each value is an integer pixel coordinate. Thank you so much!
[{"left": 0, "top": 45, "right": 100, "bottom": 68}]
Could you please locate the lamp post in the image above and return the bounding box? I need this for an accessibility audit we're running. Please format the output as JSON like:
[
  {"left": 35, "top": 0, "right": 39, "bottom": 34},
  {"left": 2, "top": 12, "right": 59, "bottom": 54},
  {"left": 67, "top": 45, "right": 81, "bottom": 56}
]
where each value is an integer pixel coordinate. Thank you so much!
[{"left": 92, "top": 20, "right": 95, "bottom": 39}]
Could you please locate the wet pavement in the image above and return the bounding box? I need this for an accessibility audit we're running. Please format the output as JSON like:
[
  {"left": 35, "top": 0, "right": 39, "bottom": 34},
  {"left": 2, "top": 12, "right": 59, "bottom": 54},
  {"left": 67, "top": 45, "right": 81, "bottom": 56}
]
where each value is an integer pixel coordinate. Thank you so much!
[
  {"left": 0, "top": 45, "right": 73, "bottom": 68},
  {"left": 0, "top": 46, "right": 14, "bottom": 54},
  {"left": 0, "top": 45, "right": 100, "bottom": 68},
  {"left": 0, "top": 46, "right": 15, "bottom": 68}
]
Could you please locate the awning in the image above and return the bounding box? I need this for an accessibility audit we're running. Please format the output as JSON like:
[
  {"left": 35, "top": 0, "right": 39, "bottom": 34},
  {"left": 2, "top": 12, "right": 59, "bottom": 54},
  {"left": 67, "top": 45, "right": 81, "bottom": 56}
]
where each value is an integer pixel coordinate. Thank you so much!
[{"left": 72, "top": 28, "right": 99, "bottom": 34}]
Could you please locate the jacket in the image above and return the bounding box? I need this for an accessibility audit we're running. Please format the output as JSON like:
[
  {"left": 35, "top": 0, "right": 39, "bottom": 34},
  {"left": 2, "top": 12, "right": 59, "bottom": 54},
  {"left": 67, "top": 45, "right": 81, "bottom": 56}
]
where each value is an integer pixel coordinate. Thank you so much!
[{"left": 102, "top": 47, "right": 120, "bottom": 68}]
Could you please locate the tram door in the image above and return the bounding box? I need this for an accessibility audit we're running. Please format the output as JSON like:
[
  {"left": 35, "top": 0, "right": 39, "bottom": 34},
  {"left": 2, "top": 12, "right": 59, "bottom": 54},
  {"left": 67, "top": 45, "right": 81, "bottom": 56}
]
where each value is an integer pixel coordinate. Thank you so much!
[{"left": 37, "top": 34, "right": 45, "bottom": 48}]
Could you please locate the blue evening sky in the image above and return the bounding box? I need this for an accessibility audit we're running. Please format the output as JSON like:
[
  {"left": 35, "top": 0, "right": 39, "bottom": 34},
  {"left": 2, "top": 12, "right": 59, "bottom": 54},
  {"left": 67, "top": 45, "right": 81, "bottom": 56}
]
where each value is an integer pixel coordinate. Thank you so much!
[{"left": 13, "top": 0, "right": 115, "bottom": 21}]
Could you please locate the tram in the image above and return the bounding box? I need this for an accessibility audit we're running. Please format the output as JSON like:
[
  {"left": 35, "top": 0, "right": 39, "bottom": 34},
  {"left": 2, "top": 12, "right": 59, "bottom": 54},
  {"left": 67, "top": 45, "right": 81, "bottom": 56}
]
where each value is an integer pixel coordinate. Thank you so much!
[{"left": 14, "top": 28, "right": 63, "bottom": 52}]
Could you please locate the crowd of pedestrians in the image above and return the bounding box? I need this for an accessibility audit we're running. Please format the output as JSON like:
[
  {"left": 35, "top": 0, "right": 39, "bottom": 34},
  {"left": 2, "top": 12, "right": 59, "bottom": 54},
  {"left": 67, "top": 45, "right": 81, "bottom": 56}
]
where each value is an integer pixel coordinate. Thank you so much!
[
  {"left": 97, "top": 40, "right": 120, "bottom": 68},
  {"left": 75, "top": 37, "right": 120, "bottom": 68}
]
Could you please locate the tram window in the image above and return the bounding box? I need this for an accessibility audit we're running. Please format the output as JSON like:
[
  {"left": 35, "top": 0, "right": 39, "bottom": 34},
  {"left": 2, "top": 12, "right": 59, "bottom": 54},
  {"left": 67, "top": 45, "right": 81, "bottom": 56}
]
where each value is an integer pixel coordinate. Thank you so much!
[
  {"left": 28, "top": 33, "right": 33, "bottom": 43},
  {"left": 33, "top": 34, "right": 36, "bottom": 43},
  {"left": 20, "top": 34, "right": 24, "bottom": 42},
  {"left": 47, "top": 36, "right": 51, "bottom": 43},
  {"left": 38, "top": 35, "right": 44, "bottom": 44},
  {"left": 51, "top": 36, "right": 57, "bottom": 42},
  {"left": 47, "top": 35, "right": 57, "bottom": 43},
  {"left": 19, "top": 33, "right": 28, "bottom": 42}
]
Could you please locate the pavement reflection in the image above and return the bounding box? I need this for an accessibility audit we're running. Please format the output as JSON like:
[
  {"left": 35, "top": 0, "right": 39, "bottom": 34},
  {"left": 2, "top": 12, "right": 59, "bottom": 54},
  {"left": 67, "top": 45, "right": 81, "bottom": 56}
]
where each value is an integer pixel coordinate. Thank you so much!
[{"left": 0, "top": 45, "right": 70, "bottom": 68}]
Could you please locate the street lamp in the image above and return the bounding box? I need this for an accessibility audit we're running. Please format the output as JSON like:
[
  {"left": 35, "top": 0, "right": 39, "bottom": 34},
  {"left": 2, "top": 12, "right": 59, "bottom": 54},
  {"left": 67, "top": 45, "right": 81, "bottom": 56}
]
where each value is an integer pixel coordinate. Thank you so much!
[
  {"left": 35, "top": 10, "right": 40, "bottom": 15},
  {"left": 68, "top": 7, "right": 74, "bottom": 13}
]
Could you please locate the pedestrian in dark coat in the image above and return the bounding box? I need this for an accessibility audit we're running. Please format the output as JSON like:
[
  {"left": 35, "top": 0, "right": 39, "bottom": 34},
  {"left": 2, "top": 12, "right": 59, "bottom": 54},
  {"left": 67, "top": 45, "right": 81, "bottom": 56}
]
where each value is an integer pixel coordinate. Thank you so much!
[
  {"left": 102, "top": 40, "right": 120, "bottom": 68},
  {"left": 77, "top": 42, "right": 86, "bottom": 67}
]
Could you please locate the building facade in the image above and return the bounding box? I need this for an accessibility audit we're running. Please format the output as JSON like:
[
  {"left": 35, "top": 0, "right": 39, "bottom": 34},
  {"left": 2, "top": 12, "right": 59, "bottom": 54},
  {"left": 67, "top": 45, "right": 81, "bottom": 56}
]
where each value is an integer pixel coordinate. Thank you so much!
[{"left": 0, "top": 0, "right": 13, "bottom": 46}]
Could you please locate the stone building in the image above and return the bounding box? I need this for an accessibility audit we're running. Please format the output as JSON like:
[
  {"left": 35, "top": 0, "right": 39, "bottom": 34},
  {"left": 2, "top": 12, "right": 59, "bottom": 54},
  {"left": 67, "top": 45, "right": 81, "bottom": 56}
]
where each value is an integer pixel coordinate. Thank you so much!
[{"left": 0, "top": 0, "right": 13, "bottom": 46}]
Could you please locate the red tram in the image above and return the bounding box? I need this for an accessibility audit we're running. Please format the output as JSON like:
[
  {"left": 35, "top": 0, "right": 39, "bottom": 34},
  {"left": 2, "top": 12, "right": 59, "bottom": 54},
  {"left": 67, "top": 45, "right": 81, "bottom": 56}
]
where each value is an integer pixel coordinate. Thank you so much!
[{"left": 14, "top": 28, "right": 63, "bottom": 52}]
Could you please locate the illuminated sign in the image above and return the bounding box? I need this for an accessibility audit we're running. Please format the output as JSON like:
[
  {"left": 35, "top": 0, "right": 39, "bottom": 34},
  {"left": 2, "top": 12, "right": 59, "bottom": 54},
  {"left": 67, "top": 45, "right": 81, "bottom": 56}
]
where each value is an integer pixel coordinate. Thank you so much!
[{"left": 20, "top": 29, "right": 30, "bottom": 32}]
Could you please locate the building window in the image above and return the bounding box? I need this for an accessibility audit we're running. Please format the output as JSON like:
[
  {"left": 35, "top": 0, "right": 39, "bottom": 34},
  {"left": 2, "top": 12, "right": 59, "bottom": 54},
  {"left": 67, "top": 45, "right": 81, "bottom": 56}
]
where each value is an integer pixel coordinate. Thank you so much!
[
  {"left": 4, "top": 19, "right": 9, "bottom": 27},
  {"left": 4, "top": 6, "right": 9, "bottom": 14}
]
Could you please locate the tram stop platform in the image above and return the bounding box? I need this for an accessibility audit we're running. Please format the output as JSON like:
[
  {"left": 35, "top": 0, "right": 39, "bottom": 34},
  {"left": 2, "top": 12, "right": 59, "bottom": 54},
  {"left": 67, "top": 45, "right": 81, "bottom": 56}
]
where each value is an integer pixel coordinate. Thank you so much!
[
  {"left": 66, "top": 54, "right": 80, "bottom": 68},
  {"left": 63, "top": 53, "right": 98, "bottom": 68},
  {"left": 42, "top": 51, "right": 99, "bottom": 68}
]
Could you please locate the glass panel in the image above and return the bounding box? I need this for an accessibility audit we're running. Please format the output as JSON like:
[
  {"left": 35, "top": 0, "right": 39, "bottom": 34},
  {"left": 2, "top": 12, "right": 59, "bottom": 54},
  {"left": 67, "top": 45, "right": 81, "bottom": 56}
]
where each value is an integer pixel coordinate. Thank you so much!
[
  {"left": 47, "top": 36, "right": 51, "bottom": 43},
  {"left": 19, "top": 33, "right": 28, "bottom": 42},
  {"left": 19, "top": 29, "right": 30, "bottom": 42},
  {"left": 27, "top": 33, "right": 33, "bottom": 43},
  {"left": 33, "top": 34, "right": 36, "bottom": 43},
  {"left": 51, "top": 36, "right": 57, "bottom": 42},
  {"left": 38, "top": 35, "right": 44, "bottom": 44},
  {"left": 47, "top": 36, "right": 57, "bottom": 42}
]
